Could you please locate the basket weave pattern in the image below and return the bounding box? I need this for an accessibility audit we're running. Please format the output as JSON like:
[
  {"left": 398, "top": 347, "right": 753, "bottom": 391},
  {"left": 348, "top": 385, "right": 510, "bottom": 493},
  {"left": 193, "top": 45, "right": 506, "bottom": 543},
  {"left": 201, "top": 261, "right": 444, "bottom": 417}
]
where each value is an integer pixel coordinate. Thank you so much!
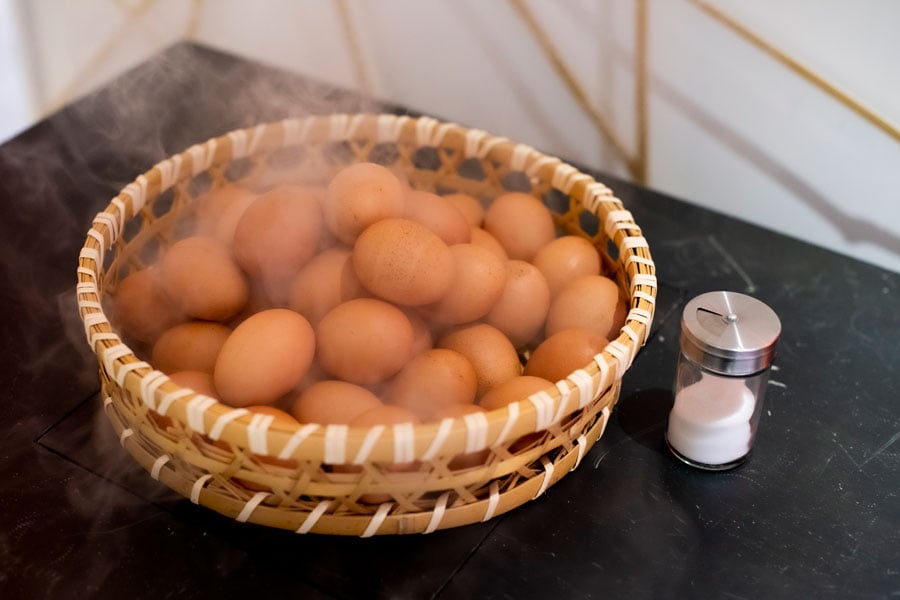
[{"left": 76, "top": 114, "right": 656, "bottom": 536}]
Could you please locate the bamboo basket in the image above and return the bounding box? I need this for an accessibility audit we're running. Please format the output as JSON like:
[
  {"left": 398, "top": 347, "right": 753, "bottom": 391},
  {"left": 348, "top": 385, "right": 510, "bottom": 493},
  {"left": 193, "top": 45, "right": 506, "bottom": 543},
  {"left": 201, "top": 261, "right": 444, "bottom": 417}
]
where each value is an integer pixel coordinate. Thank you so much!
[{"left": 76, "top": 114, "right": 657, "bottom": 536}]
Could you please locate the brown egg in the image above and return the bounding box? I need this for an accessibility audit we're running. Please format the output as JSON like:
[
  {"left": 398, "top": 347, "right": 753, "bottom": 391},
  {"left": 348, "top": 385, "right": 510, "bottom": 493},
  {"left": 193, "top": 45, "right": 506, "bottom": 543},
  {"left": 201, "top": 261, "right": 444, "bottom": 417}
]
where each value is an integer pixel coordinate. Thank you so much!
[
  {"left": 169, "top": 370, "right": 219, "bottom": 398},
  {"left": 424, "top": 244, "right": 506, "bottom": 326},
  {"left": 288, "top": 247, "right": 364, "bottom": 326},
  {"left": 483, "top": 192, "right": 556, "bottom": 261},
  {"left": 438, "top": 323, "right": 521, "bottom": 398},
  {"left": 232, "top": 185, "right": 323, "bottom": 304},
  {"left": 214, "top": 309, "right": 315, "bottom": 407},
  {"left": 403, "top": 190, "right": 471, "bottom": 245},
  {"left": 157, "top": 236, "right": 248, "bottom": 321},
  {"left": 431, "top": 403, "right": 491, "bottom": 470},
  {"left": 151, "top": 321, "right": 231, "bottom": 374},
  {"left": 323, "top": 162, "right": 405, "bottom": 244},
  {"left": 484, "top": 260, "right": 551, "bottom": 348},
  {"left": 443, "top": 193, "right": 484, "bottom": 228},
  {"left": 388, "top": 349, "right": 477, "bottom": 422},
  {"left": 245, "top": 404, "right": 300, "bottom": 427},
  {"left": 532, "top": 235, "right": 602, "bottom": 298},
  {"left": 193, "top": 185, "right": 257, "bottom": 246},
  {"left": 479, "top": 375, "right": 553, "bottom": 411},
  {"left": 292, "top": 380, "right": 384, "bottom": 425},
  {"left": 469, "top": 227, "right": 508, "bottom": 260},
  {"left": 352, "top": 218, "right": 455, "bottom": 306},
  {"left": 524, "top": 327, "right": 610, "bottom": 383},
  {"left": 316, "top": 298, "right": 414, "bottom": 384},
  {"left": 109, "top": 267, "right": 184, "bottom": 343},
  {"left": 545, "top": 275, "right": 622, "bottom": 339},
  {"left": 400, "top": 307, "right": 434, "bottom": 357}
]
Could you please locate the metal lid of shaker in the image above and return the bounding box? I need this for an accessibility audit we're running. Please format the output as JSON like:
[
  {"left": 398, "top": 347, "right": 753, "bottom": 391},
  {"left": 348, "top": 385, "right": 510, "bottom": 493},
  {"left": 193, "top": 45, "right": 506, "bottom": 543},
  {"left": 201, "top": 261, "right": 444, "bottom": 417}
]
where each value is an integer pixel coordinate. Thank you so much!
[{"left": 680, "top": 291, "right": 781, "bottom": 376}]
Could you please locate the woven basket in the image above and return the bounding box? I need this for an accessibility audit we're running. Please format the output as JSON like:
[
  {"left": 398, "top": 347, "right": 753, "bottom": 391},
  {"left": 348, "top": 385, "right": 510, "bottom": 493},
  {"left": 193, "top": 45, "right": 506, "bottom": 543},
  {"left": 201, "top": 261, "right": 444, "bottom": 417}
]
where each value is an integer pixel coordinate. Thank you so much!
[{"left": 76, "top": 113, "right": 656, "bottom": 536}]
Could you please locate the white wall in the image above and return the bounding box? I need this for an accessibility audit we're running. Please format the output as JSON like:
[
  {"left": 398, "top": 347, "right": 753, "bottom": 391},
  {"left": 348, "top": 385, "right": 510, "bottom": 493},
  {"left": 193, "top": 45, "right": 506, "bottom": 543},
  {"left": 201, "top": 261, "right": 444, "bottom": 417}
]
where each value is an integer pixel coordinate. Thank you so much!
[{"left": 4, "top": 0, "right": 900, "bottom": 273}]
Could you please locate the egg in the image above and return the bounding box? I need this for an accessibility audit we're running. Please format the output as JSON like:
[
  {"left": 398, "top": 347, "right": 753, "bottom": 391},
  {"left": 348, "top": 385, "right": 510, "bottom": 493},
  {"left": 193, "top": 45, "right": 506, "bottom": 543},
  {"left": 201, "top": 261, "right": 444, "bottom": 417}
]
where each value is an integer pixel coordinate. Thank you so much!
[
  {"left": 214, "top": 308, "right": 315, "bottom": 407},
  {"left": 193, "top": 184, "right": 257, "bottom": 246},
  {"left": 423, "top": 244, "right": 506, "bottom": 326},
  {"left": 403, "top": 190, "right": 471, "bottom": 245},
  {"left": 168, "top": 370, "right": 219, "bottom": 398},
  {"left": 316, "top": 298, "right": 414, "bottom": 384},
  {"left": 292, "top": 380, "right": 384, "bottom": 425},
  {"left": 245, "top": 404, "right": 300, "bottom": 427},
  {"left": 545, "top": 274, "right": 623, "bottom": 339},
  {"left": 157, "top": 236, "right": 248, "bottom": 321},
  {"left": 524, "top": 327, "right": 610, "bottom": 383},
  {"left": 387, "top": 349, "right": 477, "bottom": 422},
  {"left": 400, "top": 307, "right": 434, "bottom": 357},
  {"left": 479, "top": 375, "right": 554, "bottom": 411},
  {"left": 484, "top": 260, "right": 551, "bottom": 348},
  {"left": 468, "top": 227, "right": 508, "bottom": 260},
  {"left": 151, "top": 321, "right": 231, "bottom": 374},
  {"left": 532, "top": 235, "right": 602, "bottom": 298},
  {"left": 352, "top": 218, "right": 455, "bottom": 306},
  {"left": 443, "top": 192, "right": 484, "bottom": 227},
  {"left": 232, "top": 185, "right": 323, "bottom": 304},
  {"left": 431, "top": 403, "right": 491, "bottom": 470},
  {"left": 483, "top": 192, "right": 556, "bottom": 261},
  {"left": 323, "top": 162, "right": 405, "bottom": 243},
  {"left": 288, "top": 247, "right": 365, "bottom": 326},
  {"left": 109, "top": 267, "right": 184, "bottom": 343},
  {"left": 438, "top": 323, "right": 521, "bottom": 398}
]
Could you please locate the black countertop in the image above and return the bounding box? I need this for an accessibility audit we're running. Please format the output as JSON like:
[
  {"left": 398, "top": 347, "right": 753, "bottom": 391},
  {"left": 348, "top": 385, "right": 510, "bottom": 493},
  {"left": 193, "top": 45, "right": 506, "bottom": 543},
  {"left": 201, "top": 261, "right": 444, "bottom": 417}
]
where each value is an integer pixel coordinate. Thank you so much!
[{"left": 1, "top": 43, "right": 897, "bottom": 599}]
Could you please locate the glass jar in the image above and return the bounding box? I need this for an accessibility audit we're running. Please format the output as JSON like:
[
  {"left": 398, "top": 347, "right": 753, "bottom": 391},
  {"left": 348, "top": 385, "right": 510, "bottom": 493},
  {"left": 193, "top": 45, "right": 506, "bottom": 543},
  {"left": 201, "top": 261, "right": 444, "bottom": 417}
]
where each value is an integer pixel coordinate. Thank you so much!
[{"left": 665, "top": 291, "right": 781, "bottom": 471}]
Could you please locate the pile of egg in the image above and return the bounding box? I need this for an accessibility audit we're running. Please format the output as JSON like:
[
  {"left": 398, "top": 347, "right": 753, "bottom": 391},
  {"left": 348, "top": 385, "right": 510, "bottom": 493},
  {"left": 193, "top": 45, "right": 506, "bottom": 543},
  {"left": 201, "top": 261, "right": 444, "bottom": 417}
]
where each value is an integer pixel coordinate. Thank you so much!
[{"left": 110, "top": 162, "right": 626, "bottom": 444}]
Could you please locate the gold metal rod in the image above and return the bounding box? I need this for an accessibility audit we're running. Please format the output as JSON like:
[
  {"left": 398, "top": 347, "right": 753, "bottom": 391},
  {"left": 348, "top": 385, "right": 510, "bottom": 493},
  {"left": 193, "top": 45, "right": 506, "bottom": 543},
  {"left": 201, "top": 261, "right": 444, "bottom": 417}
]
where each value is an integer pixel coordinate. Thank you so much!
[
  {"left": 634, "top": 0, "right": 648, "bottom": 184},
  {"left": 509, "top": 0, "right": 639, "bottom": 178},
  {"left": 688, "top": 0, "right": 900, "bottom": 145},
  {"left": 335, "top": 0, "right": 372, "bottom": 97},
  {"left": 184, "top": 0, "right": 206, "bottom": 40}
]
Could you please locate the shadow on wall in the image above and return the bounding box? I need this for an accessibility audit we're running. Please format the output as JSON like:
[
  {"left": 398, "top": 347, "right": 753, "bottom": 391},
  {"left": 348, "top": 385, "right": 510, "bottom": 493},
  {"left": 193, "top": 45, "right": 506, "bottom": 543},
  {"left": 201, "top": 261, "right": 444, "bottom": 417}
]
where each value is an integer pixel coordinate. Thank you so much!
[{"left": 651, "top": 74, "right": 900, "bottom": 264}]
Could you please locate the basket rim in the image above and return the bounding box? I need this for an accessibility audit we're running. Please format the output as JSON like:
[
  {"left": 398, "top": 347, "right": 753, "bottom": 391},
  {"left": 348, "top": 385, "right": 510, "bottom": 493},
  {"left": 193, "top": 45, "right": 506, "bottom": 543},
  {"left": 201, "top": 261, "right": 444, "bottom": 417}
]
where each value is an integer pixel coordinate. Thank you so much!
[{"left": 76, "top": 112, "right": 657, "bottom": 464}]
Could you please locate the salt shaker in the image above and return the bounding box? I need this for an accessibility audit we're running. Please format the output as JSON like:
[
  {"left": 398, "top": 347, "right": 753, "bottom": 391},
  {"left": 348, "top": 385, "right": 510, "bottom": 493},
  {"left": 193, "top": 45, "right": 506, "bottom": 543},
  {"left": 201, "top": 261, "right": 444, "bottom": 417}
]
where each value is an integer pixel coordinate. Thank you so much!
[{"left": 666, "top": 291, "right": 781, "bottom": 470}]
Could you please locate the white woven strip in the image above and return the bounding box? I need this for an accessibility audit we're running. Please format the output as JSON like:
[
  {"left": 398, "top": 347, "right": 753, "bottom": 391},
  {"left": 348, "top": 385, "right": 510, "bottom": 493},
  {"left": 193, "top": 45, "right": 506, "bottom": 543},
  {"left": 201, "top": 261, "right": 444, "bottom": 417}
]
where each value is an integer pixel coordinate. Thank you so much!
[
  {"left": 606, "top": 340, "right": 632, "bottom": 377},
  {"left": 424, "top": 492, "right": 451, "bottom": 535},
  {"left": 119, "top": 428, "right": 133, "bottom": 447},
  {"left": 421, "top": 418, "right": 454, "bottom": 461},
  {"left": 324, "top": 424, "right": 348, "bottom": 464},
  {"left": 77, "top": 266, "right": 97, "bottom": 281},
  {"left": 76, "top": 281, "right": 97, "bottom": 295},
  {"left": 155, "top": 154, "right": 183, "bottom": 190},
  {"left": 510, "top": 143, "right": 534, "bottom": 172},
  {"left": 101, "top": 344, "right": 131, "bottom": 377},
  {"left": 553, "top": 380, "right": 572, "bottom": 422},
  {"left": 631, "top": 274, "right": 658, "bottom": 292},
  {"left": 393, "top": 423, "right": 415, "bottom": 464},
  {"left": 89, "top": 332, "right": 118, "bottom": 348},
  {"left": 150, "top": 455, "right": 170, "bottom": 480},
  {"left": 582, "top": 182, "right": 614, "bottom": 212},
  {"left": 79, "top": 300, "right": 102, "bottom": 310},
  {"left": 157, "top": 388, "right": 193, "bottom": 416},
  {"left": 598, "top": 406, "right": 611, "bottom": 438},
  {"left": 208, "top": 408, "right": 248, "bottom": 440},
  {"left": 247, "top": 124, "right": 267, "bottom": 156},
  {"left": 495, "top": 402, "right": 520, "bottom": 446},
  {"left": 604, "top": 210, "right": 634, "bottom": 237},
  {"left": 628, "top": 308, "right": 652, "bottom": 326},
  {"left": 122, "top": 175, "right": 148, "bottom": 214},
  {"left": 92, "top": 211, "right": 120, "bottom": 243},
  {"left": 79, "top": 247, "right": 101, "bottom": 266},
  {"left": 571, "top": 435, "right": 587, "bottom": 471},
  {"left": 190, "top": 474, "right": 213, "bottom": 504},
  {"left": 236, "top": 491, "right": 269, "bottom": 523},
  {"left": 376, "top": 114, "right": 408, "bottom": 143},
  {"left": 140, "top": 370, "right": 168, "bottom": 411},
  {"left": 463, "top": 412, "right": 489, "bottom": 453},
  {"left": 82, "top": 313, "right": 109, "bottom": 342},
  {"left": 188, "top": 139, "right": 217, "bottom": 175},
  {"left": 567, "top": 369, "right": 594, "bottom": 408},
  {"left": 278, "top": 423, "right": 319, "bottom": 460},
  {"left": 482, "top": 481, "right": 500, "bottom": 522},
  {"left": 622, "top": 325, "right": 641, "bottom": 352},
  {"left": 329, "top": 114, "right": 364, "bottom": 141},
  {"left": 86, "top": 230, "right": 106, "bottom": 261},
  {"left": 594, "top": 353, "right": 612, "bottom": 396},
  {"left": 533, "top": 457, "right": 554, "bottom": 499},
  {"left": 415, "top": 116, "right": 448, "bottom": 147},
  {"left": 528, "top": 391, "right": 556, "bottom": 430},
  {"left": 296, "top": 500, "right": 332, "bottom": 534},
  {"left": 103, "top": 396, "right": 113, "bottom": 409},
  {"left": 550, "top": 163, "right": 577, "bottom": 192},
  {"left": 525, "top": 154, "right": 558, "bottom": 179},
  {"left": 464, "top": 128, "right": 487, "bottom": 157},
  {"left": 248, "top": 413, "right": 274, "bottom": 455},
  {"left": 622, "top": 236, "right": 649, "bottom": 250},
  {"left": 551, "top": 387, "right": 570, "bottom": 425},
  {"left": 111, "top": 197, "right": 127, "bottom": 222},
  {"left": 227, "top": 130, "right": 248, "bottom": 159},
  {"left": 352, "top": 425, "right": 385, "bottom": 464},
  {"left": 114, "top": 360, "right": 150, "bottom": 387},
  {"left": 633, "top": 290, "right": 656, "bottom": 305},
  {"left": 281, "top": 117, "right": 308, "bottom": 146},
  {"left": 186, "top": 395, "right": 218, "bottom": 434},
  {"left": 361, "top": 503, "right": 392, "bottom": 538},
  {"left": 627, "top": 255, "right": 656, "bottom": 269}
]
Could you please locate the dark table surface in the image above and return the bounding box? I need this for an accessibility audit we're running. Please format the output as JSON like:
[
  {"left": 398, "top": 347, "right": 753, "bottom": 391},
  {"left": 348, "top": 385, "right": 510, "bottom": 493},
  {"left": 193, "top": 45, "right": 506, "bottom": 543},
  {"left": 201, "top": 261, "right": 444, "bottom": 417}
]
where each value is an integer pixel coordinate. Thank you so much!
[{"left": 1, "top": 42, "right": 898, "bottom": 599}]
